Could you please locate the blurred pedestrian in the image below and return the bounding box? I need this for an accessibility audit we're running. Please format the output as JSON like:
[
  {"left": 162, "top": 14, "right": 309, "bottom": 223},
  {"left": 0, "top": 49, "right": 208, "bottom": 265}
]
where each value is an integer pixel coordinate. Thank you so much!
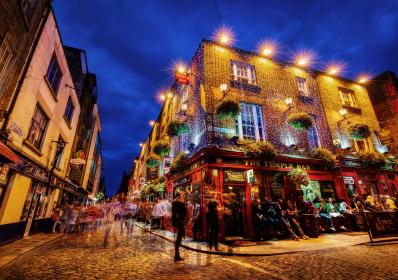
[
  {"left": 172, "top": 193, "right": 187, "bottom": 261},
  {"left": 206, "top": 199, "right": 220, "bottom": 251}
]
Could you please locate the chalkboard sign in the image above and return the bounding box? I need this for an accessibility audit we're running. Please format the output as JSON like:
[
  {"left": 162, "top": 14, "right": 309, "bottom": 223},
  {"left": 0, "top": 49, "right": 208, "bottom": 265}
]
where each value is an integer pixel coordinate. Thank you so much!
[{"left": 367, "top": 212, "right": 398, "bottom": 238}]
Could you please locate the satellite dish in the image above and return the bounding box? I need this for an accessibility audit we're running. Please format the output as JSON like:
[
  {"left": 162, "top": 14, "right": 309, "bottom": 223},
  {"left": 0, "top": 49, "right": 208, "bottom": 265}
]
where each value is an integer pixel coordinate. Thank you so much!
[{"left": 70, "top": 158, "right": 86, "bottom": 165}]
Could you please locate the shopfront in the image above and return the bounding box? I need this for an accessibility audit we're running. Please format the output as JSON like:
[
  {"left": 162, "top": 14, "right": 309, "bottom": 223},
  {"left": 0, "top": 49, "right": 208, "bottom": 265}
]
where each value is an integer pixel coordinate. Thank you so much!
[{"left": 339, "top": 156, "right": 398, "bottom": 202}]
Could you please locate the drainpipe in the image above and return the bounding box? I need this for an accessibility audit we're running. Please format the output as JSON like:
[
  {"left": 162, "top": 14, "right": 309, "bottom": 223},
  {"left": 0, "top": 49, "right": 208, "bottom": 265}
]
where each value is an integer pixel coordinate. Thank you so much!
[{"left": 1, "top": 2, "right": 51, "bottom": 133}]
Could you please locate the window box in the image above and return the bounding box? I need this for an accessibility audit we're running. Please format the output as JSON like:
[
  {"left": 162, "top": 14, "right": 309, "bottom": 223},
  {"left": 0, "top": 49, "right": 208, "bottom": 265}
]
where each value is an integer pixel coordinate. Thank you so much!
[{"left": 230, "top": 80, "right": 261, "bottom": 93}]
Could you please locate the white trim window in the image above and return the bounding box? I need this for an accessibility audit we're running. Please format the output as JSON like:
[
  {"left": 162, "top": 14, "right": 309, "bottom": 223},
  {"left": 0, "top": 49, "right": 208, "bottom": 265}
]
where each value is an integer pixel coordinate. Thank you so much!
[
  {"left": 231, "top": 61, "right": 256, "bottom": 84},
  {"left": 339, "top": 87, "right": 357, "bottom": 108},
  {"left": 296, "top": 77, "right": 309, "bottom": 97},
  {"left": 236, "top": 103, "right": 265, "bottom": 141}
]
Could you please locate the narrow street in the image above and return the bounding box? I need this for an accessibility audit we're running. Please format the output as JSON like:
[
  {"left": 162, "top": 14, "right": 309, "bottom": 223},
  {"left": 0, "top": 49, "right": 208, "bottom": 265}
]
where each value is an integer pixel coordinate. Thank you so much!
[{"left": 1, "top": 223, "right": 397, "bottom": 280}]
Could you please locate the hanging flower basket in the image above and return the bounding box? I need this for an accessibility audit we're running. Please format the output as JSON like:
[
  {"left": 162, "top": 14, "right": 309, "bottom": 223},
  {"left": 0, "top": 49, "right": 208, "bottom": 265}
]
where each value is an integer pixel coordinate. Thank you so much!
[
  {"left": 167, "top": 121, "right": 189, "bottom": 137},
  {"left": 288, "top": 167, "right": 310, "bottom": 188},
  {"left": 146, "top": 154, "right": 161, "bottom": 168},
  {"left": 216, "top": 100, "right": 241, "bottom": 119},
  {"left": 357, "top": 152, "right": 386, "bottom": 167},
  {"left": 286, "top": 112, "right": 314, "bottom": 131},
  {"left": 153, "top": 140, "right": 171, "bottom": 157},
  {"left": 238, "top": 139, "right": 277, "bottom": 161},
  {"left": 169, "top": 152, "right": 187, "bottom": 173},
  {"left": 347, "top": 123, "right": 371, "bottom": 140},
  {"left": 310, "top": 148, "right": 337, "bottom": 168}
]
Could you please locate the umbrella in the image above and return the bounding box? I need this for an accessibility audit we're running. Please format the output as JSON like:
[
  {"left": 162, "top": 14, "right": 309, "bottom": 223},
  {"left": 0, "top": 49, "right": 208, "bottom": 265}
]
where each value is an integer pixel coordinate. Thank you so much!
[{"left": 152, "top": 199, "right": 172, "bottom": 218}]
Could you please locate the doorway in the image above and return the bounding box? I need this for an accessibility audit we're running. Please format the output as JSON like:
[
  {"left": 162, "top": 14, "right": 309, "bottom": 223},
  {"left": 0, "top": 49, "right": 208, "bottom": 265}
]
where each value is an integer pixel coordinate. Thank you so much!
[{"left": 223, "top": 185, "right": 245, "bottom": 237}]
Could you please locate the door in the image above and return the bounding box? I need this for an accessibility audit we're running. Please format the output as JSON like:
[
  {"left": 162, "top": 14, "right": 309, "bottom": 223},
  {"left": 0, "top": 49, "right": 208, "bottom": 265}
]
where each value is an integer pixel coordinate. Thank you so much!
[{"left": 223, "top": 185, "right": 245, "bottom": 237}]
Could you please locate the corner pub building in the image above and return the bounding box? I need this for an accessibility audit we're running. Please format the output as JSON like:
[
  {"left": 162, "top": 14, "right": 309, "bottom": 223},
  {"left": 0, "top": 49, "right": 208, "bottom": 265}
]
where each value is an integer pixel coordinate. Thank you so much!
[{"left": 137, "top": 39, "right": 398, "bottom": 240}]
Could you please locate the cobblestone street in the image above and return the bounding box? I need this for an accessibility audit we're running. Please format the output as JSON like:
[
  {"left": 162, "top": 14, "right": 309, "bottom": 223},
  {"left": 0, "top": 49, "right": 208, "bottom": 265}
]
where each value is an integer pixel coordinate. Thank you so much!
[{"left": 1, "top": 223, "right": 398, "bottom": 280}]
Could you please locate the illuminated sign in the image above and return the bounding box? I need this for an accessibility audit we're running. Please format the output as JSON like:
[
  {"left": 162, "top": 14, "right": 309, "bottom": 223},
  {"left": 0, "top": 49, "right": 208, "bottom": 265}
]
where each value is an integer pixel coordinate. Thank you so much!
[
  {"left": 175, "top": 71, "right": 190, "bottom": 85},
  {"left": 245, "top": 160, "right": 311, "bottom": 171},
  {"left": 224, "top": 170, "right": 245, "bottom": 182}
]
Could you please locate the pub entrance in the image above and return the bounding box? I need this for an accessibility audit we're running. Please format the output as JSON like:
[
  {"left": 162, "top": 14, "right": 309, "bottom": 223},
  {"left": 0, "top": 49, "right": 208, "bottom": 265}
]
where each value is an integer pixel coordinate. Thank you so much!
[{"left": 223, "top": 184, "right": 245, "bottom": 237}]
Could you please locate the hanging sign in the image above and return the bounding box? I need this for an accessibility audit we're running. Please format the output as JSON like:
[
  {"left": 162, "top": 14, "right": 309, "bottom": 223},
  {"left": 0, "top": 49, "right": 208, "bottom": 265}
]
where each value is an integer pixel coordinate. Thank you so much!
[
  {"left": 247, "top": 169, "right": 254, "bottom": 184},
  {"left": 343, "top": 176, "right": 355, "bottom": 185},
  {"left": 175, "top": 71, "right": 190, "bottom": 85},
  {"left": 224, "top": 170, "right": 245, "bottom": 182}
]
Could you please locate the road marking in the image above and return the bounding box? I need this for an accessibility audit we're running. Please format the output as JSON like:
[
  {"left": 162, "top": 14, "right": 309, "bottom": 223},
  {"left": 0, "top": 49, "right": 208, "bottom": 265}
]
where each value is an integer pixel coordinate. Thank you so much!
[{"left": 221, "top": 257, "right": 288, "bottom": 280}]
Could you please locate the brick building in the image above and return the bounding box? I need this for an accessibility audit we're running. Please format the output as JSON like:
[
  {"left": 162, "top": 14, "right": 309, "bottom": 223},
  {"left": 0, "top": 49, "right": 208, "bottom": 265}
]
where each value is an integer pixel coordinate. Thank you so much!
[{"left": 133, "top": 39, "right": 398, "bottom": 239}]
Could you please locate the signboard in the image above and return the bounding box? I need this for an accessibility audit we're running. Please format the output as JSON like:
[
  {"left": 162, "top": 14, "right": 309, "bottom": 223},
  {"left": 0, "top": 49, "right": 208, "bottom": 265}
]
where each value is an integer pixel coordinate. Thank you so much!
[
  {"left": 245, "top": 160, "right": 311, "bottom": 171},
  {"left": 341, "top": 159, "right": 362, "bottom": 168},
  {"left": 9, "top": 156, "right": 49, "bottom": 182},
  {"left": 175, "top": 71, "right": 190, "bottom": 85},
  {"left": 343, "top": 176, "right": 355, "bottom": 185},
  {"left": 0, "top": 164, "right": 10, "bottom": 185},
  {"left": 247, "top": 169, "right": 254, "bottom": 184},
  {"left": 224, "top": 170, "right": 245, "bottom": 182},
  {"left": 366, "top": 212, "right": 398, "bottom": 238}
]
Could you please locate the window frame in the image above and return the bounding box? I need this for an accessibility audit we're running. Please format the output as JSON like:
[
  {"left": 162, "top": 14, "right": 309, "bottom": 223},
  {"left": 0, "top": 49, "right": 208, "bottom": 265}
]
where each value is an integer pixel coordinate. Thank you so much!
[
  {"left": 236, "top": 103, "right": 265, "bottom": 142},
  {"left": 296, "top": 77, "right": 309, "bottom": 97},
  {"left": 308, "top": 115, "right": 321, "bottom": 149},
  {"left": 63, "top": 96, "right": 75, "bottom": 125},
  {"left": 26, "top": 105, "right": 49, "bottom": 151},
  {"left": 338, "top": 87, "right": 358, "bottom": 108},
  {"left": 45, "top": 54, "right": 63, "bottom": 97},
  {"left": 231, "top": 60, "right": 257, "bottom": 85}
]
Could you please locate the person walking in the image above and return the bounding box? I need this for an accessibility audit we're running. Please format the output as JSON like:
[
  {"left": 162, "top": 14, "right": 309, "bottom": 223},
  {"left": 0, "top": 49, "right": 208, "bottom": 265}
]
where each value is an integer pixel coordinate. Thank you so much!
[
  {"left": 206, "top": 199, "right": 220, "bottom": 251},
  {"left": 172, "top": 193, "right": 187, "bottom": 262}
]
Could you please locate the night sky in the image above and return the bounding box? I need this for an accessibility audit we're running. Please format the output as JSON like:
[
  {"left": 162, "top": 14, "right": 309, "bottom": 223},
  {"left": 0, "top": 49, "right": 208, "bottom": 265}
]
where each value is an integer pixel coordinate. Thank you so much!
[{"left": 53, "top": 0, "right": 398, "bottom": 196}]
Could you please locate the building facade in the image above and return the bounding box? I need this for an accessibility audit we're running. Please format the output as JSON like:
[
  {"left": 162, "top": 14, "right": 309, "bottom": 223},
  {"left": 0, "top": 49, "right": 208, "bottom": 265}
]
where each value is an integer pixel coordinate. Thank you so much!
[{"left": 133, "top": 39, "right": 397, "bottom": 240}]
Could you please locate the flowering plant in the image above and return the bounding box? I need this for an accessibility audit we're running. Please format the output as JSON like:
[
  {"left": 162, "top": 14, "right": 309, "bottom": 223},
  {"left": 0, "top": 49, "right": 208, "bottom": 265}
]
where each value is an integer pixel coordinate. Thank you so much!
[
  {"left": 153, "top": 140, "right": 171, "bottom": 157},
  {"left": 357, "top": 151, "right": 386, "bottom": 167},
  {"left": 238, "top": 139, "right": 277, "bottom": 160},
  {"left": 286, "top": 112, "right": 314, "bottom": 131},
  {"left": 146, "top": 154, "right": 161, "bottom": 168},
  {"left": 216, "top": 100, "right": 241, "bottom": 119},
  {"left": 310, "top": 148, "right": 337, "bottom": 168},
  {"left": 288, "top": 167, "right": 310, "bottom": 187},
  {"left": 347, "top": 123, "right": 371, "bottom": 140}
]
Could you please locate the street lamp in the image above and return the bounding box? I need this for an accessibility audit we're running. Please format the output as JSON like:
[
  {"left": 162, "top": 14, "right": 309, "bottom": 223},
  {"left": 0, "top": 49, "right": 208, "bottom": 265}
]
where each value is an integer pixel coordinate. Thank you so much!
[
  {"left": 219, "top": 83, "right": 230, "bottom": 101},
  {"left": 46, "top": 139, "right": 68, "bottom": 195}
]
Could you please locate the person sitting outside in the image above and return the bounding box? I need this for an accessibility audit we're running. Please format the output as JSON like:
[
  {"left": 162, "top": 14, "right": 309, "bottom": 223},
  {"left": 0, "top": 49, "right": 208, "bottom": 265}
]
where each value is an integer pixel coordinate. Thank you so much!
[
  {"left": 326, "top": 198, "right": 347, "bottom": 231},
  {"left": 338, "top": 199, "right": 356, "bottom": 229},
  {"left": 285, "top": 200, "right": 309, "bottom": 240},
  {"left": 263, "top": 199, "right": 282, "bottom": 238},
  {"left": 385, "top": 195, "right": 397, "bottom": 212},
  {"left": 365, "top": 195, "right": 379, "bottom": 212},
  {"left": 275, "top": 199, "right": 300, "bottom": 241},
  {"left": 316, "top": 198, "right": 336, "bottom": 232}
]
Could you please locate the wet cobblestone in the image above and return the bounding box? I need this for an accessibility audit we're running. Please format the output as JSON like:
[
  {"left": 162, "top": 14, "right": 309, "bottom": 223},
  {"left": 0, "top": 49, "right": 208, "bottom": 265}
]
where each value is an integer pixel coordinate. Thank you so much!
[{"left": 0, "top": 223, "right": 397, "bottom": 280}]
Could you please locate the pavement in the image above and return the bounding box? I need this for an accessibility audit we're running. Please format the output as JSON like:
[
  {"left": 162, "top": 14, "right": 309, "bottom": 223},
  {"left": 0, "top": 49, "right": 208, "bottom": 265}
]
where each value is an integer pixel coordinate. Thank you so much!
[
  {"left": 0, "top": 233, "right": 62, "bottom": 268},
  {"left": 1, "top": 222, "right": 398, "bottom": 279},
  {"left": 136, "top": 222, "right": 371, "bottom": 256}
]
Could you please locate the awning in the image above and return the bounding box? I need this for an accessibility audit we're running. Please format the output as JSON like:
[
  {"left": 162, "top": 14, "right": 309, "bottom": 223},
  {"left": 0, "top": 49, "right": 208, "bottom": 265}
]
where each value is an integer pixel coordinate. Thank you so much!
[{"left": 0, "top": 141, "right": 19, "bottom": 164}]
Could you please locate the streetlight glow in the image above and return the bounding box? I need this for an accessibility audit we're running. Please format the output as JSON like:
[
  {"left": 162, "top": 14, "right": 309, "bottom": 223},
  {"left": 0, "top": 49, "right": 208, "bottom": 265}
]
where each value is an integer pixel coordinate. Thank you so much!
[
  {"left": 328, "top": 67, "right": 338, "bottom": 75},
  {"left": 177, "top": 64, "right": 186, "bottom": 74},
  {"left": 220, "top": 83, "right": 228, "bottom": 92},
  {"left": 167, "top": 92, "right": 173, "bottom": 98},
  {"left": 139, "top": 143, "right": 144, "bottom": 147},
  {"left": 285, "top": 97, "right": 293, "bottom": 106},
  {"left": 339, "top": 108, "right": 347, "bottom": 116},
  {"left": 358, "top": 77, "right": 368, "bottom": 84},
  {"left": 149, "top": 120, "right": 155, "bottom": 126},
  {"left": 297, "top": 58, "right": 307, "bottom": 66},
  {"left": 160, "top": 94, "right": 166, "bottom": 101}
]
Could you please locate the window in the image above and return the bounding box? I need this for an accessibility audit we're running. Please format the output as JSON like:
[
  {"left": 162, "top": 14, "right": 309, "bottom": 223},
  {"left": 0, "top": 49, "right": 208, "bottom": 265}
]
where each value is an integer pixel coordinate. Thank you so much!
[
  {"left": 236, "top": 103, "right": 265, "bottom": 141},
  {"left": 231, "top": 61, "right": 256, "bottom": 84},
  {"left": 296, "top": 77, "right": 309, "bottom": 96},
  {"left": 353, "top": 138, "right": 374, "bottom": 153},
  {"left": 26, "top": 105, "right": 48, "bottom": 150},
  {"left": 339, "top": 87, "right": 357, "bottom": 108},
  {"left": 46, "top": 54, "right": 62, "bottom": 95},
  {"left": 64, "top": 97, "right": 74, "bottom": 124},
  {"left": 0, "top": 39, "right": 12, "bottom": 82},
  {"left": 308, "top": 116, "right": 320, "bottom": 148},
  {"left": 21, "top": 0, "right": 39, "bottom": 24}
]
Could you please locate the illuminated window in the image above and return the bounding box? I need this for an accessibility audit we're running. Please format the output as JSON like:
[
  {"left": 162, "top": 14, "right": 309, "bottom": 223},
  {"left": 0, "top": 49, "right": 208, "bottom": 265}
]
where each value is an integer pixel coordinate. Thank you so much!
[
  {"left": 353, "top": 138, "right": 374, "bottom": 153},
  {"left": 296, "top": 77, "right": 309, "bottom": 96},
  {"left": 339, "top": 87, "right": 357, "bottom": 108},
  {"left": 231, "top": 61, "right": 256, "bottom": 84},
  {"left": 236, "top": 103, "right": 265, "bottom": 141},
  {"left": 308, "top": 116, "right": 320, "bottom": 148},
  {"left": 46, "top": 54, "right": 62, "bottom": 95},
  {"left": 26, "top": 105, "right": 49, "bottom": 150}
]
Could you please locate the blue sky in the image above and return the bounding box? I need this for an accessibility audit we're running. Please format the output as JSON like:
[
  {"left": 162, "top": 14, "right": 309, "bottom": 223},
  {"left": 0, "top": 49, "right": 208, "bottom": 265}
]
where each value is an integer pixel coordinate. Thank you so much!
[{"left": 53, "top": 0, "right": 398, "bottom": 195}]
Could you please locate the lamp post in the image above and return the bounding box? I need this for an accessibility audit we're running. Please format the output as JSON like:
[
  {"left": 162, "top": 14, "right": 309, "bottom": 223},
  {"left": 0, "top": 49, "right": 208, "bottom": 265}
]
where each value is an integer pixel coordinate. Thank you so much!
[{"left": 46, "top": 139, "right": 68, "bottom": 196}]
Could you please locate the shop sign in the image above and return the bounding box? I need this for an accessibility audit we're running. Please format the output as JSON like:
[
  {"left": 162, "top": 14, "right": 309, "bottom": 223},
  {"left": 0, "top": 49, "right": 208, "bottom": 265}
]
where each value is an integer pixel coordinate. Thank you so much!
[
  {"left": 245, "top": 160, "right": 311, "bottom": 171},
  {"left": 9, "top": 156, "right": 49, "bottom": 182},
  {"left": 0, "top": 164, "right": 10, "bottom": 185},
  {"left": 224, "top": 170, "right": 245, "bottom": 182},
  {"left": 343, "top": 176, "right": 355, "bottom": 185},
  {"left": 366, "top": 212, "right": 398, "bottom": 238},
  {"left": 247, "top": 169, "right": 254, "bottom": 184},
  {"left": 172, "top": 176, "right": 191, "bottom": 187},
  {"left": 175, "top": 71, "right": 190, "bottom": 85},
  {"left": 341, "top": 159, "right": 362, "bottom": 167}
]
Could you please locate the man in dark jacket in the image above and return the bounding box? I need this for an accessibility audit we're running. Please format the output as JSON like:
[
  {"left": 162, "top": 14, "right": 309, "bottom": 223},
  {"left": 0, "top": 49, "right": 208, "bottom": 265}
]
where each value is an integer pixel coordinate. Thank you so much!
[
  {"left": 206, "top": 199, "right": 220, "bottom": 251},
  {"left": 172, "top": 193, "right": 187, "bottom": 261}
]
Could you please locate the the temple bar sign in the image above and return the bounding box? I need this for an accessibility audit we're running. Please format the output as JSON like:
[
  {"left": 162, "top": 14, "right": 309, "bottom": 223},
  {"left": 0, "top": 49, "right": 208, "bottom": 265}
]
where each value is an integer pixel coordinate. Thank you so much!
[
  {"left": 245, "top": 160, "right": 311, "bottom": 171},
  {"left": 224, "top": 170, "right": 246, "bottom": 182}
]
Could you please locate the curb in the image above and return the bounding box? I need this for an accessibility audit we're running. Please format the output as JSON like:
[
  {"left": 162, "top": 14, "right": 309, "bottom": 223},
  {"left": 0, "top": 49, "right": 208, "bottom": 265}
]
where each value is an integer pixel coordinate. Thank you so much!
[{"left": 0, "top": 234, "right": 64, "bottom": 269}]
